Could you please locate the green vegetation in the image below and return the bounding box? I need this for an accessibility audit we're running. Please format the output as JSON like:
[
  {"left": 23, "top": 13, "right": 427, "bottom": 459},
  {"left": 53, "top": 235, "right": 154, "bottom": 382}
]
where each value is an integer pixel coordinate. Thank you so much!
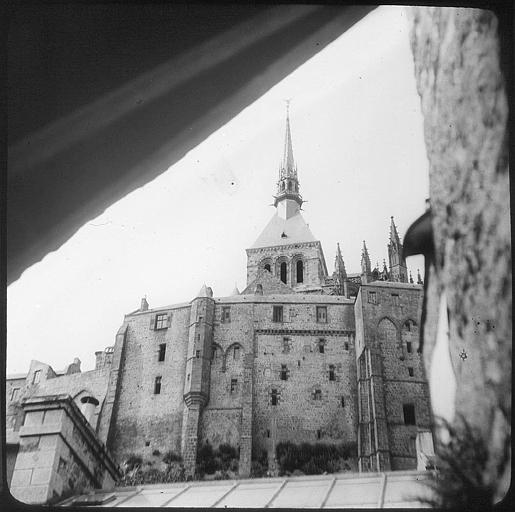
[
  {"left": 275, "top": 441, "right": 356, "bottom": 476},
  {"left": 117, "top": 451, "right": 186, "bottom": 486},
  {"left": 196, "top": 442, "right": 239, "bottom": 479}
]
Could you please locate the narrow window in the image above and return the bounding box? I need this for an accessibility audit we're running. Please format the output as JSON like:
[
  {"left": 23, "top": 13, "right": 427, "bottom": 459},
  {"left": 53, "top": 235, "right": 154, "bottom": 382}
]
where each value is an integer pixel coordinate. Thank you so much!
[
  {"left": 267, "top": 430, "right": 270, "bottom": 438},
  {"left": 316, "top": 306, "right": 327, "bottom": 323},
  {"left": 314, "top": 389, "right": 322, "bottom": 401},
  {"left": 187, "top": 373, "right": 190, "bottom": 381},
  {"left": 158, "top": 343, "right": 166, "bottom": 362},
  {"left": 155, "top": 313, "right": 168, "bottom": 330},
  {"left": 329, "top": 365, "right": 335, "bottom": 381},
  {"left": 407, "top": 341, "right": 412, "bottom": 353},
  {"left": 280, "top": 365, "right": 288, "bottom": 381},
  {"left": 282, "top": 337, "right": 290, "bottom": 353},
  {"left": 391, "top": 294, "right": 399, "bottom": 306},
  {"left": 212, "top": 345, "right": 218, "bottom": 359},
  {"left": 403, "top": 404, "right": 416, "bottom": 425},
  {"left": 281, "top": 181, "right": 285, "bottom": 191},
  {"left": 288, "top": 181, "right": 292, "bottom": 191},
  {"left": 264, "top": 263, "right": 271, "bottom": 272},
  {"left": 341, "top": 396, "right": 345, "bottom": 407},
  {"left": 154, "top": 376, "right": 162, "bottom": 394},
  {"left": 271, "top": 389, "right": 278, "bottom": 406},
  {"left": 280, "top": 262, "right": 287, "bottom": 284},
  {"left": 10, "top": 388, "right": 20, "bottom": 401},
  {"left": 32, "top": 370, "right": 41, "bottom": 385},
  {"left": 296, "top": 260, "right": 304, "bottom": 283},
  {"left": 221, "top": 306, "right": 231, "bottom": 323},
  {"left": 368, "top": 291, "right": 377, "bottom": 304},
  {"left": 233, "top": 346, "right": 240, "bottom": 360},
  {"left": 317, "top": 430, "right": 321, "bottom": 440},
  {"left": 344, "top": 342, "right": 349, "bottom": 351},
  {"left": 408, "top": 367, "right": 414, "bottom": 377},
  {"left": 406, "top": 321, "right": 412, "bottom": 332},
  {"left": 196, "top": 350, "right": 201, "bottom": 358},
  {"left": 318, "top": 339, "right": 325, "bottom": 354},
  {"left": 230, "top": 378, "right": 237, "bottom": 393},
  {"left": 298, "top": 360, "right": 301, "bottom": 368},
  {"left": 273, "top": 306, "right": 283, "bottom": 322}
]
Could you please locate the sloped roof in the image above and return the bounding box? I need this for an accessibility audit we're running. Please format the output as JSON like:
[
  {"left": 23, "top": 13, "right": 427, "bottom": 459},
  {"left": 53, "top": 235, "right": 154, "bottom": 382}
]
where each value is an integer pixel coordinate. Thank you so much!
[
  {"left": 241, "top": 269, "right": 295, "bottom": 295},
  {"left": 250, "top": 211, "right": 317, "bottom": 249}
]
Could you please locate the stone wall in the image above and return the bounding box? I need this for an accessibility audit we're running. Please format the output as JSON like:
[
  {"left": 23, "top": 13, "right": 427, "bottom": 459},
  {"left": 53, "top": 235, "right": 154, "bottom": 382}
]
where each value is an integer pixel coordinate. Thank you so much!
[
  {"left": 107, "top": 305, "right": 190, "bottom": 462},
  {"left": 408, "top": 6, "right": 510, "bottom": 499}
]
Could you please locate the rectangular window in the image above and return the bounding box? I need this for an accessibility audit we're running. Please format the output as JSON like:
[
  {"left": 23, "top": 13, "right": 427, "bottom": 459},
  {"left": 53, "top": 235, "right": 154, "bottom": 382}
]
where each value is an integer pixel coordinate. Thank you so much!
[
  {"left": 318, "top": 339, "right": 325, "bottom": 354},
  {"left": 233, "top": 346, "right": 240, "bottom": 360},
  {"left": 317, "top": 430, "right": 321, "bottom": 440},
  {"left": 155, "top": 313, "right": 168, "bottom": 330},
  {"left": 271, "top": 389, "right": 278, "bottom": 406},
  {"left": 344, "top": 342, "right": 349, "bottom": 351},
  {"left": 32, "top": 370, "right": 41, "bottom": 385},
  {"left": 10, "top": 388, "right": 20, "bottom": 401},
  {"left": 230, "top": 378, "right": 237, "bottom": 393},
  {"left": 403, "top": 404, "right": 416, "bottom": 425},
  {"left": 158, "top": 343, "right": 166, "bottom": 362},
  {"left": 407, "top": 341, "right": 412, "bottom": 353},
  {"left": 282, "top": 337, "right": 290, "bottom": 353},
  {"left": 196, "top": 350, "right": 201, "bottom": 358},
  {"left": 267, "top": 430, "right": 270, "bottom": 438},
  {"left": 391, "top": 294, "right": 400, "bottom": 306},
  {"left": 408, "top": 367, "right": 414, "bottom": 377},
  {"left": 316, "top": 306, "right": 327, "bottom": 323},
  {"left": 221, "top": 306, "right": 231, "bottom": 323},
  {"left": 368, "top": 291, "right": 377, "bottom": 304},
  {"left": 329, "top": 365, "right": 335, "bottom": 381},
  {"left": 154, "top": 376, "right": 162, "bottom": 395},
  {"left": 341, "top": 396, "right": 345, "bottom": 407},
  {"left": 313, "top": 389, "right": 322, "bottom": 401},
  {"left": 273, "top": 306, "right": 283, "bottom": 322},
  {"left": 280, "top": 365, "right": 288, "bottom": 381}
]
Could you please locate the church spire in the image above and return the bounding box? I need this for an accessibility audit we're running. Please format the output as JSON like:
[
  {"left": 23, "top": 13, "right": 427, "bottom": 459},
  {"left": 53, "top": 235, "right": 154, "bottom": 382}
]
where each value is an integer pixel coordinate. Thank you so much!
[
  {"left": 274, "top": 102, "right": 303, "bottom": 218},
  {"left": 387, "top": 216, "right": 408, "bottom": 283},
  {"left": 361, "top": 240, "right": 372, "bottom": 283}
]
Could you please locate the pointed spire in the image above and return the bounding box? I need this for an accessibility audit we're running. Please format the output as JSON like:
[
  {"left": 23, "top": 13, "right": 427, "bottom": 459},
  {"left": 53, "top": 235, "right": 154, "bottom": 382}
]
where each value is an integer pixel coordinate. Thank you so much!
[
  {"left": 361, "top": 240, "right": 371, "bottom": 277},
  {"left": 231, "top": 283, "right": 240, "bottom": 296},
  {"left": 334, "top": 243, "right": 347, "bottom": 277},
  {"left": 282, "top": 100, "right": 295, "bottom": 174},
  {"left": 390, "top": 216, "right": 400, "bottom": 244},
  {"left": 274, "top": 102, "right": 303, "bottom": 216},
  {"left": 196, "top": 284, "right": 213, "bottom": 298}
]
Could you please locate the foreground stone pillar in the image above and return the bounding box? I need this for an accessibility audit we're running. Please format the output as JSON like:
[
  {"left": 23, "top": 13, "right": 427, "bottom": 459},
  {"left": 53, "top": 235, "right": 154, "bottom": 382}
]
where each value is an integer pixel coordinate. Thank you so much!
[
  {"left": 408, "top": 6, "right": 510, "bottom": 501},
  {"left": 10, "top": 394, "right": 120, "bottom": 504},
  {"left": 238, "top": 353, "right": 254, "bottom": 478}
]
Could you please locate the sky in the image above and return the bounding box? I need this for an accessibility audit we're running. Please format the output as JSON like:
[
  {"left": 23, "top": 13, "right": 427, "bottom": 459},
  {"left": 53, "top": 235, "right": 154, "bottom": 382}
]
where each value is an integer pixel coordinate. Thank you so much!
[{"left": 7, "top": 6, "right": 429, "bottom": 375}]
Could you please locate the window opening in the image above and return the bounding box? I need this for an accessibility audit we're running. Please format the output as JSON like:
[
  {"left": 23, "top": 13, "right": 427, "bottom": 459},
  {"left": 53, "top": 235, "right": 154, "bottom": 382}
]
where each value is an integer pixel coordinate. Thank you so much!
[
  {"left": 403, "top": 404, "right": 416, "bottom": 425},
  {"left": 155, "top": 313, "right": 168, "bottom": 330},
  {"left": 317, "top": 429, "right": 321, "bottom": 440},
  {"left": 316, "top": 306, "right": 327, "bottom": 323},
  {"left": 407, "top": 341, "right": 412, "bottom": 353},
  {"left": 196, "top": 350, "right": 201, "bottom": 358},
  {"left": 329, "top": 365, "right": 335, "bottom": 381},
  {"left": 267, "top": 430, "right": 270, "bottom": 438},
  {"left": 282, "top": 337, "right": 290, "bottom": 353},
  {"left": 32, "top": 370, "right": 41, "bottom": 385},
  {"left": 212, "top": 345, "right": 219, "bottom": 359},
  {"left": 280, "top": 262, "right": 287, "bottom": 283},
  {"left": 344, "top": 342, "right": 349, "bottom": 351},
  {"left": 273, "top": 306, "right": 283, "bottom": 322},
  {"left": 154, "top": 376, "right": 162, "bottom": 394},
  {"left": 341, "top": 396, "right": 345, "bottom": 407},
  {"left": 408, "top": 367, "right": 414, "bottom": 377},
  {"left": 318, "top": 339, "right": 325, "bottom": 354},
  {"left": 231, "top": 378, "right": 237, "bottom": 392},
  {"left": 158, "top": 343, "right": 166, "bottom": 362},
  {"left": 271, "top": 389, "right": 278, "bottom": 406},
  {"left": 222, "top": 306, "right": 231, "bottom": 323},
  {"left": 391, "top": 293, "right": 400, "bottom": 306},
  {"left": 314, "top": 389, "right": 322, "bottom": 401},
  {"left": 11, "top": 388, "right": 20, "bottom": 401},
  {"left": 280, "top": 364, "right": 288, "bottom": 381},
  {"left": 296, "top": 260, "right": 304, "bottom": 283},
  {"left": 368, "top": 291, "right": 377, "bottom": 304},
  {"left": 264, "top": 263, "right": 271, "bottom": 272},
  {"left": 233, "top": 346, "right": 240, "bottom": 360}
]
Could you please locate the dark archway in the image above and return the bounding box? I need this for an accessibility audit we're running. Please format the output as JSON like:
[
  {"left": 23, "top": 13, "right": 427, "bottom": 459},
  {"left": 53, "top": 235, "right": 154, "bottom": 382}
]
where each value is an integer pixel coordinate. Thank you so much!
[
  {"left": 296, "top": 260, "right": 304, "bottom": 283},
  {"left": 280, "top": 262, "right": 287, "bottom": 284}
]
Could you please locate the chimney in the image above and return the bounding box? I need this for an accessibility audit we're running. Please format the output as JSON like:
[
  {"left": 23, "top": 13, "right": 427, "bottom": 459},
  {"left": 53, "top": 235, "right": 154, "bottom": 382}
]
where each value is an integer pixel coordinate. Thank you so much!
[
  {"left": 140, "top": 297, "right": 149, "bottom": 311},
  {"left": 254, "top": 284, "right": 263, "bottom": 295}
]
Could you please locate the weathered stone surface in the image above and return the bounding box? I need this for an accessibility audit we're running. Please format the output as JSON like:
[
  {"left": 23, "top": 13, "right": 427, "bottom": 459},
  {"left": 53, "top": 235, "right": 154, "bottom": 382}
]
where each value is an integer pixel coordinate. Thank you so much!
[{"left": 408, "top": 5, "right": 510, "bottom": 499}]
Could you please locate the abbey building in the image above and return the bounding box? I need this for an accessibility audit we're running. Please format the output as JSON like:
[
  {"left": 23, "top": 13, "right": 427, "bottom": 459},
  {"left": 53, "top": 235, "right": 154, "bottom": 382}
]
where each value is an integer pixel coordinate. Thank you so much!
[{"left": 6, "top": 110, "right": 433, "bottom": 503}]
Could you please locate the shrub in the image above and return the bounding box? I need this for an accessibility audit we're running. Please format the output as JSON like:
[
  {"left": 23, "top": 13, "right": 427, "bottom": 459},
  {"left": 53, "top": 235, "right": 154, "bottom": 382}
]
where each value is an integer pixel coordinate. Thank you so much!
[
  {"left": 196, "top": 442, "right": 239, "bottom": 477},
  {"left": 124, "top": 453, "right": 143, "bottom": 471},
  {"left": 163, "top": 450, "right": 182, "bottom": 464},
  {"left": 152, "top": 449, "right": 161, "bottom": 457}
]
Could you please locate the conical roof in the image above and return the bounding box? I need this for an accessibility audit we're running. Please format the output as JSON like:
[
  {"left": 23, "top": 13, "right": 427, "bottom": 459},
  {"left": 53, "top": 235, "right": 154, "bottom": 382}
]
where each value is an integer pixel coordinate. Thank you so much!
[{"left": 250, "top": 211, "right": 316, "bottom": 249}]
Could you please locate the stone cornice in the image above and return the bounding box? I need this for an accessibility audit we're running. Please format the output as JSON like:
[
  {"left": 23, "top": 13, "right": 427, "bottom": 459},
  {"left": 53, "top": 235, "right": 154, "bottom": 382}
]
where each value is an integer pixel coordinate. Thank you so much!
[
  {"left": 255, "top": 328, "right": 354, "bottom": 336},
  {"left": 246, "top": 240, "right": 322, "bottom": 254}
]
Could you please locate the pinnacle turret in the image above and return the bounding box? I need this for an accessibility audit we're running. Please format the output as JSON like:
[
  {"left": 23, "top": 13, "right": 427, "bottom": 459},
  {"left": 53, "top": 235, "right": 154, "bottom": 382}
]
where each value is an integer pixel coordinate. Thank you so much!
[
  {"left": 387, "top": 216, "right": 408, "bottom": 283},
  {"left": 361, "top": 240, "right": 372, "bottom": 283}
]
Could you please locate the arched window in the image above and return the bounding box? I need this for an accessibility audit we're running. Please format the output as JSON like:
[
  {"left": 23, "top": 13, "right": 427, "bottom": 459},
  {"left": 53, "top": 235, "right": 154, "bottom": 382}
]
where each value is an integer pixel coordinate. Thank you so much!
[
  {"left": 264, "top": 264, "right": 271, "bottom": 272},
  {"left": 296, "top": 260, "right": 304, "bottom": 283},
  {"left": 288, "top": 181, "right": 292, "bottom": 191},
  {"left": 280, "top": 262, "right": 287, "bottom": 284},
  {"left": 281, "top": 182, "right": 285, "bottom": 191}
]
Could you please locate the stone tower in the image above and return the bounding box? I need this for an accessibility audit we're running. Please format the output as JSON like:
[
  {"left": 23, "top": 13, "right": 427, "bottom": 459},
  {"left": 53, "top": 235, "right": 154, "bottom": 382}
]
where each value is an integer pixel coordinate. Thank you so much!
[
  {"left": 387, "top": 217, "right": 408, "bottom": 283},
  {"left": 246, "top": 105, "right": 328, "bottom": 292},
  {"left": 182, "top": 284, "right": 215, "bottom": 477},
  {"left": 333, "top": 243, "right": 349, "bottom": 297}
]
